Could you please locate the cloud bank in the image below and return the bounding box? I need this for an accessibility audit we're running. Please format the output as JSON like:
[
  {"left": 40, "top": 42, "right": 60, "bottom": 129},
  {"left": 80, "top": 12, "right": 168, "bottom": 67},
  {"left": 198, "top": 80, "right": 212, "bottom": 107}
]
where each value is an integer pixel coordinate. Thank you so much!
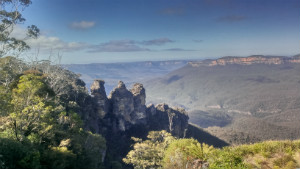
[
  {"left": 141, "top": 38, "right": 174, "bottom": 46},
  {"left": 69, "top": 21, "right": 96, "bottom": 30},
  {"left": 26, "top": 36, "right": 87, "bottom": 52},
  {"left": 12, "top": 27, "right": 195, "bottom": 54},
  {"left": 88, "top": 40, "right": 150, "bottom": 52}
]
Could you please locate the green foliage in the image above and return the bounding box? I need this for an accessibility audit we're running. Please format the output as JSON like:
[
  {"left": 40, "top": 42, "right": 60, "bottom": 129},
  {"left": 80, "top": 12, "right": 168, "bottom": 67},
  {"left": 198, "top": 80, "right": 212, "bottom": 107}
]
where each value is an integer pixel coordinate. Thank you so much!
[
  {"left": 208, "top": 147, "right": 247, "bottom": 169},
  {"left": 40, "top": 146, "right": 76, "bottom": 169},
  {"left": 0, "top": 56, "right": 26, "bottom": 90},
  {"left": 123, "top": 130, "right": 174, "bottom": 169},
  {"left": 70, "top": 131, "right": 106, "bottom": 169},
  {"left": 0, "top": 85, "right": 12, "bottom": 116},
  {"left": 0, "top": 57, "right": 106, "bottom": 169},
  {"left": 124, "top": 130, "right": 300, "bottom": 169},
  {"left": 208, "top": 140, "right": 300, "bottom": 169},
  {"left": 0, "top": 0, "right": 40, "bottom": 57},
  {"left": 0, "top": 138, "right": 41, "bottom": 169},
  {"left": 163, "top": 138, "right": 214, "bottom": 169},
  {"left": 6, "top": 73, "right": 55, "bottom": 143}
]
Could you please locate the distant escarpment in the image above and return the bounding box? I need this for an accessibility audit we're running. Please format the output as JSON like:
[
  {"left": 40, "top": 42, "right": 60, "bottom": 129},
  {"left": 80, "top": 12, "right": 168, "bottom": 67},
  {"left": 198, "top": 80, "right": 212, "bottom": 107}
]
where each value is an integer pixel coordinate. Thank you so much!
[
  {"left": 189, "top": 55, "right": 300, "bottom": 67},
  {"left": 144, "top": 55, "right": 300, "bottom": 145}
]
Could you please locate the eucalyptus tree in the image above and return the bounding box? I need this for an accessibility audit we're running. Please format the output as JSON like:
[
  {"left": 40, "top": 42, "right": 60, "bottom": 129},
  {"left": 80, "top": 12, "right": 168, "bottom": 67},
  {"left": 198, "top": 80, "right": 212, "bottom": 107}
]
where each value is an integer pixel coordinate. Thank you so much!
[{"left": 0, "top": 0, "right": 39, "bottom": 57}]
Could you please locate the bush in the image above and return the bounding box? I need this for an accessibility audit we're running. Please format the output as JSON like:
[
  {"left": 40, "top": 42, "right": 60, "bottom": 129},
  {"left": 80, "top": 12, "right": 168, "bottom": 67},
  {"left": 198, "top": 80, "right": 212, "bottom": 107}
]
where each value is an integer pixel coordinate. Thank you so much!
[
  {"left": 0, "top": 138, "right": 41, "bottom": 169},
  {"left": 163, "top": 138, "right": 214, "bottom": 169}
]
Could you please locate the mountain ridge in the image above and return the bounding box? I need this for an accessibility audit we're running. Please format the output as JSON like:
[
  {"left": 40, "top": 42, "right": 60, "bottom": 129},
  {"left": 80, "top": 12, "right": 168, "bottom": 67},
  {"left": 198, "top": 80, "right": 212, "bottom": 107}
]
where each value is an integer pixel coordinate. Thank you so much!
[{"left": 189, "top": 55, "right": 300, "bottom": 67}]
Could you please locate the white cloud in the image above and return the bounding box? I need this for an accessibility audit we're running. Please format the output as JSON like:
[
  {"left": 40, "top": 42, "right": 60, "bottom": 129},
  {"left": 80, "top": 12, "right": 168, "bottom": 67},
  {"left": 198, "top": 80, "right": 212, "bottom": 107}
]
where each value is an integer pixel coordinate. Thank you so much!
[
  {"left": 11, "top": 27, "right": 192, "bottom": 54},
  {"left": 89, "top": 40, "right": 150, "bottom": 52},
  {"left": 69, "top": 21, "right": 96, "bottom": 30},
  {"left": 26, "top": 36, "right": 87, "bottom": 52},
  {"left": 11, "top": 25, "right": 88, "bottom": 52}
]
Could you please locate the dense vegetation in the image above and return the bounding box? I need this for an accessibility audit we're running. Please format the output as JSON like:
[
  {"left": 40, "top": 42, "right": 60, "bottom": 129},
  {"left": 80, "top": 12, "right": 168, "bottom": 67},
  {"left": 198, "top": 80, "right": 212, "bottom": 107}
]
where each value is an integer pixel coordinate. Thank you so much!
[
  {"left": 0, "top": 1, "right": 105, "bottom": 168},
  {"left": 0, "top": 56, "right": 106, "bottom": 169},
  {"left": 124, "top": 130, "right": 300, "bottom": 169}
]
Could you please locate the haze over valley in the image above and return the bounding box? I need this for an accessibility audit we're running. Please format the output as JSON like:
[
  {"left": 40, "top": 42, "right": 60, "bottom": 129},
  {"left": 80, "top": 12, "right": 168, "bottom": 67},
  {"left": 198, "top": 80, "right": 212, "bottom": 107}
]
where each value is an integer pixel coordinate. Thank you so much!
[{"left": 65, "top": 60, "right": 189, "bottom": 93}]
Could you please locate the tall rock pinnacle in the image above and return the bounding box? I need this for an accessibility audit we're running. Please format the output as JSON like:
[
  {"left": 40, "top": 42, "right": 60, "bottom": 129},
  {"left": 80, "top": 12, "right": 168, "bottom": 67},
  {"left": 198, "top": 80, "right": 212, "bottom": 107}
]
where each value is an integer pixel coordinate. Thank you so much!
[
  {"left": 109, "top": 81, "right": 135, "bottom": 131},
  {"left": 130, "top": 83, "right": 147, "bottom": 124},
  {"left": 91, "top": 79, "right": 108, "bottom": 118}
]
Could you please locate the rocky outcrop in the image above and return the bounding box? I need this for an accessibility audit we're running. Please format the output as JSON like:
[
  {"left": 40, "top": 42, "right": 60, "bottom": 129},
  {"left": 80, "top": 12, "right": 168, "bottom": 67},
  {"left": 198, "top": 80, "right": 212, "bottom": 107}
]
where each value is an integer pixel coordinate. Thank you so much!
[
  {"left": 146, "top": 103, "right": 189, "bottom": 138},
  {"left": 91, "top": 80, "right": 108, "bottom": 118},
  {"left": 106, "top": 81, "right": 148, "bottom": 131},
  {"left": 130, "top": 83, "right": 147, "bottom": 124},
  {"left": 88, "top": 79, "right": 189, "bottom": 164},
  {"left": 189, "top": 55, "right": 300, "bottom": 67},
  {"left": 109, "top": 81, "right": 135, "bottom": 131},
  {"left": 91, "top": 80, "right": 189, "bottom": 135}
]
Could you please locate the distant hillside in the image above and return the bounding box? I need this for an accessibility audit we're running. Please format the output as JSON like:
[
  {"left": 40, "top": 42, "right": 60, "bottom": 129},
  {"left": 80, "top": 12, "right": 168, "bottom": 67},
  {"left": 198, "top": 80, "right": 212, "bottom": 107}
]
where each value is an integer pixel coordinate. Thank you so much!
[
  {"left": 144, "top": 55, "right": 300, "bottom": 144},
  {"left": 64, "top": 60, "right": 189, "bottom": 93}
]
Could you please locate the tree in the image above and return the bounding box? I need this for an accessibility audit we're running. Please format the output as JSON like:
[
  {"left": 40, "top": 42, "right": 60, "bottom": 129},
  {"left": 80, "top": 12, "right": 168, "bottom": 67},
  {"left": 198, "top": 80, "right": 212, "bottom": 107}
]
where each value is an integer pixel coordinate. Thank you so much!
[
  {"left": 0, "top": 0, "right": 39, "bottom": 57},
  {"left": 7, "top": 72, "right": 55, "bottom": 143},
  {"left": 0, "top": 137, "right": 41, "bottom": 169},
  {"left": 123, "top": 130, "right": 175, "bottom": 169},
  {"left": 0, "top": 56, "right": 26, "bottom": 87},
  {"left": 0, "top": 56, "right": 107, "bottom": 168}
]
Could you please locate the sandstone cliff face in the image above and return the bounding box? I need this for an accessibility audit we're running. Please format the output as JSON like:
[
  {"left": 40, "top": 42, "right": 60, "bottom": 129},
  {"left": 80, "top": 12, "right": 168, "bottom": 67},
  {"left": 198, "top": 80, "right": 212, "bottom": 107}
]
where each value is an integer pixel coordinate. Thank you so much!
[
  {"left": 88, "top": 79, "right": 189, "bottom": 162},
  {"left": 130, "top": 83, "right": 147, "bottom": 124},
  {"left": 189, "top": 55, "right": 300, "bottom": 67},
  {"left": 91, "top": 80, "right": 109, "bottom": 118},
  {"left": 146, "top": 103, "right": 189, "bottom": 138},
  {"left": 109, "top": 81, "right": 135, "bottom": 131},
  {"left": 90, "top": 80, "right": 188, "bottom": 135}
]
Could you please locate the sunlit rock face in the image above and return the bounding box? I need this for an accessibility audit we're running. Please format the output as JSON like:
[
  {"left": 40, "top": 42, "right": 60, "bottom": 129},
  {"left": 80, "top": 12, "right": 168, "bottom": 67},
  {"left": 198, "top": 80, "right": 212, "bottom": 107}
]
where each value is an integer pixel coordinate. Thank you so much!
[
  {"left": 130, "top": 83, "right": 147, "bottom": 124},
  {"left": 91, "top": 79, "right": 108, "bottom": 118},
  {"left": 91, "top": 80, "right": 189, "bottom": 135},
  {"left": 109, "top": 81, "right": 135, "bottom": 131}
]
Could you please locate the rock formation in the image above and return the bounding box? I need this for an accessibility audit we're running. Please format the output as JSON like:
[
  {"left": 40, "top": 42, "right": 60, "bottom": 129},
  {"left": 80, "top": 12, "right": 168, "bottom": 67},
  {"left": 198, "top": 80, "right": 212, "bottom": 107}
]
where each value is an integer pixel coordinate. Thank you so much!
[
  {"left": 146, "top": 103, "right": 189, "bottom": 138},
  {"left": 130, "top": 83, "right": 147, "bottom": 124},
  {"left": 91, "top": 79, "right": 108, "bottom": 118},
  {"left": 90, "top": 80, "right": 189, "bottom": 136},
  {"left": 87, "top": 80, "right": 189, "bottom": 163},
  {"left": 109, "top": 81, "right": 135, "bottom": 131}
]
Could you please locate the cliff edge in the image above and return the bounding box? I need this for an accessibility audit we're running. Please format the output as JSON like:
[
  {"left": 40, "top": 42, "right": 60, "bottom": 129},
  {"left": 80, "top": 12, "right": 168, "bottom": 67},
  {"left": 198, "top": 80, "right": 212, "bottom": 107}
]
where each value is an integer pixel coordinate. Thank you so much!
[{"left": 189, "top": 55, "right": 300, "bottom": 67}]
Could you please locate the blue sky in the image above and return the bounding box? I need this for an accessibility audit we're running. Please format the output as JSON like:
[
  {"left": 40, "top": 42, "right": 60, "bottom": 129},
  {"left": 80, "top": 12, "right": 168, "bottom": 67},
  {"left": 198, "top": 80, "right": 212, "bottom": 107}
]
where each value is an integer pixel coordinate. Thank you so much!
[{"left": 18, "top": 0, "right": 300, "bottom": 63}]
